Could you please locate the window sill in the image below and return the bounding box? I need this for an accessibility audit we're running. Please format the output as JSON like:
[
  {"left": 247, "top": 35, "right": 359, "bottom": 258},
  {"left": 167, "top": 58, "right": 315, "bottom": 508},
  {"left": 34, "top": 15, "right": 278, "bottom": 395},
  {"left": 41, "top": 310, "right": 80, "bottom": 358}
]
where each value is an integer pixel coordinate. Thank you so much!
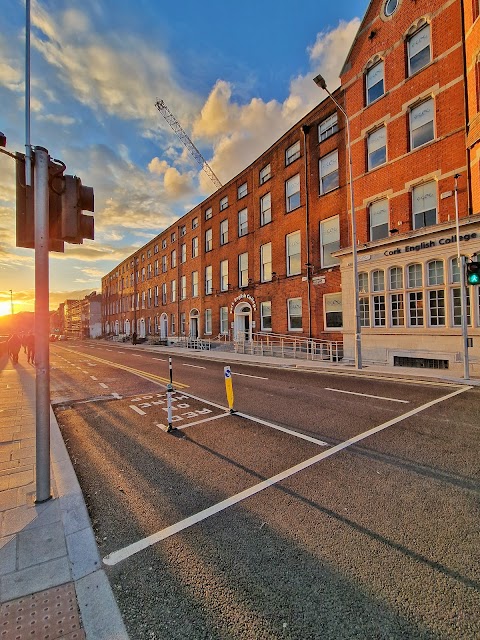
[
  {"left": 409, "top": 138, "right": 436, "bottom": 154},
  {"left": 406, "top": 59, "right": 435, "bottom": 82},
  {"left": 286, "top": 205, "right": 302, "bottom": 214},
  {"left": 318, "top": 186, "right": 340, "bottom": 198}
]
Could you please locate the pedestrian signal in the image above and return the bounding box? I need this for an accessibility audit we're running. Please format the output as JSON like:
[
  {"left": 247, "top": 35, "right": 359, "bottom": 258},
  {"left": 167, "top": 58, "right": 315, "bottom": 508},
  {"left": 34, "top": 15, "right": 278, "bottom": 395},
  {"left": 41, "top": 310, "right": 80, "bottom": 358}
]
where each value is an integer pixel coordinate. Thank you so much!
[{"left": 466, "top": 261, "right": 480, "bottom": 285}]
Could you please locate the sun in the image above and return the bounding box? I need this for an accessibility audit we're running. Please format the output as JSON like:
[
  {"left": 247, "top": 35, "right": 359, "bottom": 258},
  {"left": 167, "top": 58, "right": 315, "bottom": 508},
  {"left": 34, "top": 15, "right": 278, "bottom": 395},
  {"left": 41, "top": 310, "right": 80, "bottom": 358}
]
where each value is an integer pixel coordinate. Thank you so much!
[{"left": 0, "top": 302, "right": 12, "bottom": 317}]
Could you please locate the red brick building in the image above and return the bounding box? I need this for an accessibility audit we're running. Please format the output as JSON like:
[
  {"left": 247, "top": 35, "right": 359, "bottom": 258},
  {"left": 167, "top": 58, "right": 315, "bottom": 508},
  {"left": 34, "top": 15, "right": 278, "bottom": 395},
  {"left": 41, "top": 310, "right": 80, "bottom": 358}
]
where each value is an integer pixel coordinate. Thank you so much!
[{"left": 103, "top": 0, "right": 480, "bottom": 374}]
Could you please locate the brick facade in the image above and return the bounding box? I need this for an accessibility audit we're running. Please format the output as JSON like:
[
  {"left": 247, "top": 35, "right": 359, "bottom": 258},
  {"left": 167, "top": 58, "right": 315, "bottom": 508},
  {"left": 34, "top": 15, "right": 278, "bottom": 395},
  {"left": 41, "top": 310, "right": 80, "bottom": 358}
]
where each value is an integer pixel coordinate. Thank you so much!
[{"left": 102, "top": 0, "right": 480, "bottom": 372}]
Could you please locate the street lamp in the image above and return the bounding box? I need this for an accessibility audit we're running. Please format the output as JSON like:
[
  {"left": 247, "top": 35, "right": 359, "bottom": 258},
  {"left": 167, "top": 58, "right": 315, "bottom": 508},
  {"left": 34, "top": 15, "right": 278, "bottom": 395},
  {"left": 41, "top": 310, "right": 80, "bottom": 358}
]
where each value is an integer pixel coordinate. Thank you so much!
[{"left": 313, "top": 74, "right": 362, "bottom": 369}]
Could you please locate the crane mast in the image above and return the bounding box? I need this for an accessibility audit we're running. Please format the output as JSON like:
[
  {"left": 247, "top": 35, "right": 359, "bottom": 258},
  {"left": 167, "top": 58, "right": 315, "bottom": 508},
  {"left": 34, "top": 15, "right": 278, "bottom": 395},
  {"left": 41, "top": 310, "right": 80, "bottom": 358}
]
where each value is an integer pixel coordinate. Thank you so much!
[{"left": 155, "top": 99, "right": 223, "bottom": 190}]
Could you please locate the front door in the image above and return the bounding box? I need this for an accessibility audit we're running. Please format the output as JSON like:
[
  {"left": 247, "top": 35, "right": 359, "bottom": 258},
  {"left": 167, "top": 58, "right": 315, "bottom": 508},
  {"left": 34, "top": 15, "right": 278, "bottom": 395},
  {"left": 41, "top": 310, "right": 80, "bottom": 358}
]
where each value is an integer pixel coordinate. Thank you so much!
[{"left": 234, "top": 304, "right": 252, "bottom": 341}]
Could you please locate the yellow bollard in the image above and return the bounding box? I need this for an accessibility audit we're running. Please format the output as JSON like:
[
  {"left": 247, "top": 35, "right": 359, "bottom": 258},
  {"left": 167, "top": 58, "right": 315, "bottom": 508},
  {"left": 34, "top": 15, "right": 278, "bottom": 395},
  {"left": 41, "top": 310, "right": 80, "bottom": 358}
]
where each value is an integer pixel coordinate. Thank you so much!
[{"left": 224, "top": 366, "right": 235, "bottom": 413}]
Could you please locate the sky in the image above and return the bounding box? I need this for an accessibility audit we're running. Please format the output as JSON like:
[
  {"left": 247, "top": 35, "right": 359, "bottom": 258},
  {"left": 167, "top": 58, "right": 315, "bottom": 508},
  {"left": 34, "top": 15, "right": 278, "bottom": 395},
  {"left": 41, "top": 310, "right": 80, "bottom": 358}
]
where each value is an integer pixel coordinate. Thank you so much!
[{"left": 0, "top": 0, "right": 368, "bottom": 315}]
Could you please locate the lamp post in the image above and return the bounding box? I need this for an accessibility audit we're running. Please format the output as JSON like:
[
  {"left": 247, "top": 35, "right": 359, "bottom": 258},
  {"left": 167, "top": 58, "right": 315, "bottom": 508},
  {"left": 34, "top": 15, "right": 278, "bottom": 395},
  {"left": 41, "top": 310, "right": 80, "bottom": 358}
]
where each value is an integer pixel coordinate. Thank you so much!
[
  {"left": 313, "top": 74, "right": 362, "bottom": 369},
  {"left": 9, "top": 290, "right": 13, "bottom": 316},
  {"left": 454, "top": 174, "right": 470, "bottom": 380}
]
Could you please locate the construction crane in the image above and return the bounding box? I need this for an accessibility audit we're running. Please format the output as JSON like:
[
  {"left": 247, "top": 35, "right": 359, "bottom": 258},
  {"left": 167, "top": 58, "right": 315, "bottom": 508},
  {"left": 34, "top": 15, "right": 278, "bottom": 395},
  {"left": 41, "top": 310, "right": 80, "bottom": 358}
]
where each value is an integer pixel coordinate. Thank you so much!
[{"left": 155, "top": 99, "right": 223, "bottom": 190}]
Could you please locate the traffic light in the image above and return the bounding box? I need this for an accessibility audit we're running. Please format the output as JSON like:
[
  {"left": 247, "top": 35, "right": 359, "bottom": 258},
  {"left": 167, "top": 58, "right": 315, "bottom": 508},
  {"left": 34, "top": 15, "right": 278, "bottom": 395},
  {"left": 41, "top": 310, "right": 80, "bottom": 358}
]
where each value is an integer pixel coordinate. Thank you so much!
[
  {"left": 466, "top": 261, "right": 480, "bottom": 285},
  {"left": 60, "top": 175, "right": 94, "bottom": 244},
  {"left": 16, "top": 151, "right": 94, "bottom": 249},
  {"left": 16, "top": 152, "right": 65, "bottom": 252}
]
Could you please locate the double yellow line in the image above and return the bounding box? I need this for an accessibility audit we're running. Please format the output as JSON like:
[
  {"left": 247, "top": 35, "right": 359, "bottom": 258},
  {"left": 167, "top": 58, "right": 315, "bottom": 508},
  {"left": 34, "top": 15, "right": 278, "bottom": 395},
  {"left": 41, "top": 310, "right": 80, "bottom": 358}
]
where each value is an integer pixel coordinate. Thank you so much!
[{"left": 61, "top": 347, "right": 189, "bottom": 389}]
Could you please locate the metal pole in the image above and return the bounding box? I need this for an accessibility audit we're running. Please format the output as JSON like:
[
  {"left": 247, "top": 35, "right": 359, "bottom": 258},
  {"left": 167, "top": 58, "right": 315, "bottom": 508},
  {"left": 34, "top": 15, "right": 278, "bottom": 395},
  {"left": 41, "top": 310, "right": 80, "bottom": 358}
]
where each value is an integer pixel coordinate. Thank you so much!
[
  {"left": 454, "top": 175, "right": 470, "bottom": 380},
  {"left": 10, "top": 290, "right": 13, "bottom": 316},
  {"left": 25, "top": 0, "right": 32, "bottom": 186},
  {"left": 301, "top": 125, "right": 312, "bottom": 344},
  {"left": 34, "top": 146, "right": 51, "bottom": 502},
  {"left": 322, "top": 86, "right": 362, "bottom": 369}
]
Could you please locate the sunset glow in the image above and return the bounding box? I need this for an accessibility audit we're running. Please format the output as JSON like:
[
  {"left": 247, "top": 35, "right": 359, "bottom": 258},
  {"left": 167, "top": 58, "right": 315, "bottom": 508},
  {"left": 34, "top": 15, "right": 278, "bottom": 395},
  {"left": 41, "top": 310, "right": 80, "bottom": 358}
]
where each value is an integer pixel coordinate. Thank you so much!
[{"left": 0, "top": 302, "right": 12, "bottom": 317}]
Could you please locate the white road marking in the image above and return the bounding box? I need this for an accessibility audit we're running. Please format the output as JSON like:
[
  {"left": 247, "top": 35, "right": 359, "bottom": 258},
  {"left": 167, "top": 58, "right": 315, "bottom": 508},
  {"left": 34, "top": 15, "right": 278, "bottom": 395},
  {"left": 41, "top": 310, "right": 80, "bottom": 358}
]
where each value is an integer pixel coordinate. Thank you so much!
[
  {"left": 182, "top": 364, "right": 206, "bottom": 369},
  {"left": 117, "top": 351, "right": 125, "bottom": 354},
  {"left": 112, "top": 393, "right": 122, "bottom": 399},
  {"left": 324, "top": 387, "right": 409, "bottom": 403},
  {"left": 130, "top": 405, "right": 146, "bottom": 415},
  {"left": 235, "top": 412, "right": 328, "bottom": 446},
  {"left": 99, "top": 383, "right": 109, "bottom": 389},
  {"left": 103, "top": 385, "right": 471, "bottom": 566},
  {"left": 90, "top": 376, "right": 98, "bottom": 381},
  {"left": 232, "top": 372, "right": 268, "bottom": 380},
  {"left": 153, "top": 358, "right": 167, "bottom": 361},
  {"left": 174, "top": 412, "right": 231, "bottom": 431},
  {"left": 132, "top": 354, "right": 142, "bottom": 357},
  {"left": 82, "top": 370, "right": 89, "bottom": 374}
]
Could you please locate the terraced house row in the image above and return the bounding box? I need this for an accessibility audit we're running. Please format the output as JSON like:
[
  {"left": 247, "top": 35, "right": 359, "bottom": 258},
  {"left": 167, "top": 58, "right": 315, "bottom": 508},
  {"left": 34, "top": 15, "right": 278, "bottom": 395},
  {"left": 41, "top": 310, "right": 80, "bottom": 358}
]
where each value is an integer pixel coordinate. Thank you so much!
[{"left": 102, "top": 0, "right": 480, "bottom": 374}]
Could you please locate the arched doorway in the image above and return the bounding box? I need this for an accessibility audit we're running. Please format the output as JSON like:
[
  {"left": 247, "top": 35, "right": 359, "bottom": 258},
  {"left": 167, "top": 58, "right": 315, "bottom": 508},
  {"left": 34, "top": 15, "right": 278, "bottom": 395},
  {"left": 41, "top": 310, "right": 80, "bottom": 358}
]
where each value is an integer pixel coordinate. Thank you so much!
[
  {"left": 189, "top": 308, "right": 199, "bottom": 338},
  {"left": 160, "top": 313, "right": 168, "bottom": 339},
  {"left": 139, "top": 318, "right": 146, "bottom": 339},
  {"left": 234, "top": 303, "right": 252, "bottom": 341},
  {"left": 114, "top": 320, "right": 119, "bottom": 336},
  {"left": 124, "top": 319, "right": 130, "bottom": 335}
]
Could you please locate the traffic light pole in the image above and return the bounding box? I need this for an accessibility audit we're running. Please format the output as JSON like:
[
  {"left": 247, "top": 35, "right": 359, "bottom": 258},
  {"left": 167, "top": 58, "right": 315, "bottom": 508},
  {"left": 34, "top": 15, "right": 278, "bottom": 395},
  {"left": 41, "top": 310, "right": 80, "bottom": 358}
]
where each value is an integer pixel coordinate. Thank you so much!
[
  {"left": 34, "top": 146, "right": 52, "bottom": 502},
  {"left": 454, "top": 175, "right": 470, "bottom": 381}
]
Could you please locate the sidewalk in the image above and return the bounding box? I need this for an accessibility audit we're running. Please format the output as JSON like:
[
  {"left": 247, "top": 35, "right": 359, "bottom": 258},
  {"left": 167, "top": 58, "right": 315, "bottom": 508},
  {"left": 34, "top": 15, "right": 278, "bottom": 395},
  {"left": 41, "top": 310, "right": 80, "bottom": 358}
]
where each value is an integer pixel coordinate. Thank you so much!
[
  {"left": 114, "top": 339, "right": 480, "bottom": 387},
  {"left": 0, "top": 355, "right": 128, "bottom": 640}
]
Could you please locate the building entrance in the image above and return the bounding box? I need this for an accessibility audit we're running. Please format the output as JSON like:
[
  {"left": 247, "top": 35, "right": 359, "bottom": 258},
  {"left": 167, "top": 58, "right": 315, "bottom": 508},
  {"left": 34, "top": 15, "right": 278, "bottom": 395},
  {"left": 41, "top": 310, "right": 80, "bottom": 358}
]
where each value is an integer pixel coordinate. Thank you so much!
[{"left": 234, "top": 304, "right": 252, "bottom": 341}]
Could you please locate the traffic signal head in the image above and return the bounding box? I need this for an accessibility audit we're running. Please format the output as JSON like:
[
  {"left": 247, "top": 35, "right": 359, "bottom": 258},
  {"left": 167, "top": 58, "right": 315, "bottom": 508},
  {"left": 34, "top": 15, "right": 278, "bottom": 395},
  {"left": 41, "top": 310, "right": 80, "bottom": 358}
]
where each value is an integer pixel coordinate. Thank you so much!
[
  {"left": 16, "top": 152, "right": 65, "bottom": 252},
  {"left": 61, "top": 175, "right": 94, "bottom": 243},
  {"left": 466, "top": 261, "right": 480, "bottom": 285}
]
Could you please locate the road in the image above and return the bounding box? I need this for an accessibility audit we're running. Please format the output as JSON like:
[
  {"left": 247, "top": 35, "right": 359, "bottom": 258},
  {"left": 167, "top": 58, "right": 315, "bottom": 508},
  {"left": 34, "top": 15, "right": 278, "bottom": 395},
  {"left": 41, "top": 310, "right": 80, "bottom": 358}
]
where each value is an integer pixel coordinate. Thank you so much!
[{"left": 50, "top": 341, "right": 480, "bottom": 640}]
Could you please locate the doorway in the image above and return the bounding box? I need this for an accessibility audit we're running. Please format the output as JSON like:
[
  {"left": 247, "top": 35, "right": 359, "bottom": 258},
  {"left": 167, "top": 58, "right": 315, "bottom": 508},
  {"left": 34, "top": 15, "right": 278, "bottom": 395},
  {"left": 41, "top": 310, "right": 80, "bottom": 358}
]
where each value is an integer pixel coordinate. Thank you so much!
[
  {"left": 189, "top": 309, "right": 199, "bottom": 338},
  {"left": 234, "top": 303, "right": 252, "bottom": 341}
]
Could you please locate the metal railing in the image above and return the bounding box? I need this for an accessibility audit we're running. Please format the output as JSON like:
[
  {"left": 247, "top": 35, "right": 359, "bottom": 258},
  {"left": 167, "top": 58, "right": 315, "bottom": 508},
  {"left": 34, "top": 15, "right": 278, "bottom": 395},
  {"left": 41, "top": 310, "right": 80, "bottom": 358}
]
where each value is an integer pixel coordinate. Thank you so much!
[{"left": 234, "top": 332, "right": 343, "bottom": 362}]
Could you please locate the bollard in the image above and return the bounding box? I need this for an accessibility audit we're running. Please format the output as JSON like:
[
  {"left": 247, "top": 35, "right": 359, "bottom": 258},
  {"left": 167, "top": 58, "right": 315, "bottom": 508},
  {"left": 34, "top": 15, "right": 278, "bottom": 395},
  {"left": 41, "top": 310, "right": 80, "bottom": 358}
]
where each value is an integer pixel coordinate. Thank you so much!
[
  {"left": 166, "top": 382, "right": 174, "bottom": 432},
  {"left": 168, "top": 356, "right": 173, "bottom": 385},
  {"left": 224, "top": 366, "right": 235, "bottom": 413}
]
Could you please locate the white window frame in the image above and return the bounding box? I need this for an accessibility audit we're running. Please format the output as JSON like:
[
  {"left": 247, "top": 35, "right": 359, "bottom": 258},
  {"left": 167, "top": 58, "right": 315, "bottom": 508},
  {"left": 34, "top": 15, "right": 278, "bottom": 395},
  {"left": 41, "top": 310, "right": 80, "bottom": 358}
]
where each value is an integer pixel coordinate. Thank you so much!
[
  {"left": 239, "top": 252, "right": 248, "bottom": 288},
  {"left": 287, "top": 298, "right": 302, "bottom": 331},
  {"left": 205, "top": 207, "right": 212, "bottom": 220},
  {"left": 286, "top": 174, "right": 300, "bottom": 212},
  {"left": 286, "top": 231, "right": 301, "bottom": 276},
  {"left": 318, "top": 113, "right": 338, "bottom": 142},
  {"left": 238, "top": 208, "right": 248, "bottom": 237},
  {"left": 220, "top": 307, "right": 229, "bottom": 335},
  {"left": 220, "top": 196, "right": 228, "bottom": 211},
  {"left": 410, "top": 98, "right": 434, "bottom": 150},
  {"left": 205, "top": 265, "right": 213, "bottom": 295},
  {"left": 192, "top": 236, "right": 199, "bottom": 258},
  {"left": 205, "top": 309, "right": 212, "bottom": 335},
  {"left": 220, "top": 260, "right": 229, "bottom": 292},
  {"left": 260, "top": 301, "right": 272, "bottom": 331},
  {"left": 237, "top": 182, "right": 247, "bottom": 199},
  {"left": 192, "top": 271, "right": 198, "bottom": 297},
  {"left": 180, "top": 243, "right": 186, "bottom": 263},
  {"left": 181, "top": 275, "right": 187, "bottom": 300},
  {"left": 220, "top": 219, "right": 228, "bottom": 245},
  {"left": 259, "top": 163, "right": 271, "bottom": 185},
  {"left": 205, "top": 228, "right": 213, "bottom": 252},
  {"left": 320, "top": 216, "right": 340, "bottom": 268},
  {"left": 412, "top": 181, "right": 437, "bottom": 230},
  {"left": 366, "top": 60, "right": 384, "bottom": 105},
  {"left": 192, "top": 216, "right": 198, "bottom": 229},
  {"left": 324, "top": 293, "right": 343, "bottom": 330},
  {"left": 367, "top": 126, "right": 387, "bottom": 170},
  {"left": 171, "top": 279, "right": 176, "bottom": 303},
  {"left": 260, "top": 192, "right": 271, "bottom": 226},
  {"left": 369, "top": 199, "right": 389, "bottom": 241},
  {"left": 408, "top": 23, "right": 431, "bottom": 76},
  {"left": 261, "top": 243, "right": 272, "bottom": 282},
  {"left": 286, "top": 141, "right": 300, "bottom": 165},
  {"left": 319, "top": 150, "right": 339, "bottom": 195}
]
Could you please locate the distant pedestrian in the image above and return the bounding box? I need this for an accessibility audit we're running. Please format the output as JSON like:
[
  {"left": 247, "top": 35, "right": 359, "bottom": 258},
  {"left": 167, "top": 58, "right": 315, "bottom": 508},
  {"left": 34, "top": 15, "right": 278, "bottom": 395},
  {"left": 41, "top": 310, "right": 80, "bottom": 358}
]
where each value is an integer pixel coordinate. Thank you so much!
[
  {"left": 7, "top": 333, "right": 21, "bottom": 364},
  {"left": 132, "top": 331, "right": 137, "bottom": 345},
  {"left": 25, "top": 333, "right": 35, "bottom": 365}
]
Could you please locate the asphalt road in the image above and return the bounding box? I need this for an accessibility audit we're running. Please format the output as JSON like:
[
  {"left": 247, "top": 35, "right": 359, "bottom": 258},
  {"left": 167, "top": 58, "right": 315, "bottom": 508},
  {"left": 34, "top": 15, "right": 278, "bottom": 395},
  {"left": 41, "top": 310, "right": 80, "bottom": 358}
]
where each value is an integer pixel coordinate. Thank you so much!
[{"left": 51, "top": 341, "right": 480, "bottom": 640}]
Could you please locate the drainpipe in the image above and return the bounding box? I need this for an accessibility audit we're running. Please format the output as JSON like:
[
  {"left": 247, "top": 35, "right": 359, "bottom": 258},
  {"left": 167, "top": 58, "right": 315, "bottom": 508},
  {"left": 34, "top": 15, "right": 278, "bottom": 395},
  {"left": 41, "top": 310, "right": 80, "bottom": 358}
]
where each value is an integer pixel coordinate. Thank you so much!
[{"left": 302, "top": 124, "right": 312, "bottom": 342}]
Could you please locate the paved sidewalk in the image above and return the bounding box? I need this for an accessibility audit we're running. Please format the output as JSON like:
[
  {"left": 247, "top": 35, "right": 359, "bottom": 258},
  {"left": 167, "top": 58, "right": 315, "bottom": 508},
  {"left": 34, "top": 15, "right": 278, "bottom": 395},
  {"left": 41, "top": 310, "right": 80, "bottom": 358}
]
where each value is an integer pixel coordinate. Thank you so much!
[
  {"left": 0, "top": 354, "right": 128, "bottom": 639},
  {"left": 110, "top": 339, "right": 480, "bottom": 387}
]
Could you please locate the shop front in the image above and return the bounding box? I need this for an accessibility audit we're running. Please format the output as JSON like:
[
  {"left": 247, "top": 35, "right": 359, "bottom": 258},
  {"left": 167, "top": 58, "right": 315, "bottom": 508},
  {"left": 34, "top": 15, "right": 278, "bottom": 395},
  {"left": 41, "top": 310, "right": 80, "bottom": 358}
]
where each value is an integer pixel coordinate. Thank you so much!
[{"left": 338, "top": 216, "right": 480, "bottom": 375}]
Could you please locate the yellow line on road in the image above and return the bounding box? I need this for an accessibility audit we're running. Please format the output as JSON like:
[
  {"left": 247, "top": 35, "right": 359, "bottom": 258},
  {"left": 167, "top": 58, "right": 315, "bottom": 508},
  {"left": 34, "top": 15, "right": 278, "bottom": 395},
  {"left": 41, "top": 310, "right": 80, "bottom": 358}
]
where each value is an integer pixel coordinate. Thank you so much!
[{"left": 59, "top": 347, "right": 189, "bottom": 389}]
